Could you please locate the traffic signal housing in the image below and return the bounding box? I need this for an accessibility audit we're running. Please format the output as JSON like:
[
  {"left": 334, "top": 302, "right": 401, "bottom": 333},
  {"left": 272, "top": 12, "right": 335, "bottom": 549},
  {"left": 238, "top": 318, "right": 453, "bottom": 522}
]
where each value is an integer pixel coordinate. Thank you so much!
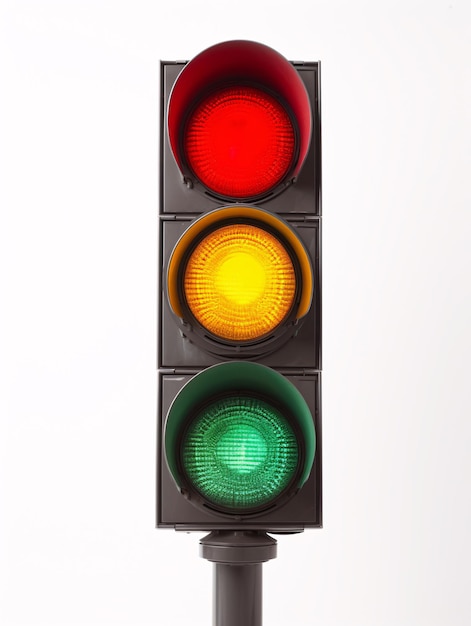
[{"left": 158, "top": 40, "right": 322, "bottom": 532}]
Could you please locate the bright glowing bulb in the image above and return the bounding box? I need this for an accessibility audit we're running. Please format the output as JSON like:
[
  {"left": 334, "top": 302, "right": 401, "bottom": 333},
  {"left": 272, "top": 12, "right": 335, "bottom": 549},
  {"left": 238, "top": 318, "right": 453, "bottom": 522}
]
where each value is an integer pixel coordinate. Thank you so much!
[
  {"left": 214, "top": 252, "right": 266, "bottom": 306},
  {"left": 181, "top": 395, "right": 299, "bottom": 510},
  {"left": 184, "top": 86, "right": 295, "bottom": 198},
  {"left": 216, "top": 425, "right": 267, "bottom": 474},
  {"left": 183, "top": 223, "right": 296, "bottom": 341}
]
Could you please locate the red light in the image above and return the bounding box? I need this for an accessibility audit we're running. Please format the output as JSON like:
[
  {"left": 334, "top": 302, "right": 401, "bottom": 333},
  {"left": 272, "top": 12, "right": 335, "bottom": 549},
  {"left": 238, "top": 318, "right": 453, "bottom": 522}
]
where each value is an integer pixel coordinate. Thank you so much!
[{"left": 183, "top": 86, "right": 296, "bottom": 199}]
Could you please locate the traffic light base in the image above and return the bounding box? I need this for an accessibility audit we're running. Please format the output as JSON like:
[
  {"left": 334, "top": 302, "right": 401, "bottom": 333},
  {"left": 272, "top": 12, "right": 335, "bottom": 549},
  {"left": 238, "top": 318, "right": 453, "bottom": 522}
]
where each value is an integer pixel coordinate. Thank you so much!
[{"left": 200, "top": 531, "right": 277, "bottom": 626}]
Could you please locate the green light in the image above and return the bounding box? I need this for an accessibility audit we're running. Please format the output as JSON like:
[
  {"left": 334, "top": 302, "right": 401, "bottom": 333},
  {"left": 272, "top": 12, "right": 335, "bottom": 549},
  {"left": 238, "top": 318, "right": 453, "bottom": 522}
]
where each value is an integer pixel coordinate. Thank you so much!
[{"left": 181, "top": 395, "right": 298, "bottom": 511}]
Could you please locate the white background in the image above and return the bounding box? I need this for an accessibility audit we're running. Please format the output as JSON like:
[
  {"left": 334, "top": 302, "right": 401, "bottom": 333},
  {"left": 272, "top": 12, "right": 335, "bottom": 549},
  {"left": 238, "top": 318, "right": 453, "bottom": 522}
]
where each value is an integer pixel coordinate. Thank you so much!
[{"left": 1, "top": 1, "right": 470, "bottom": 625}]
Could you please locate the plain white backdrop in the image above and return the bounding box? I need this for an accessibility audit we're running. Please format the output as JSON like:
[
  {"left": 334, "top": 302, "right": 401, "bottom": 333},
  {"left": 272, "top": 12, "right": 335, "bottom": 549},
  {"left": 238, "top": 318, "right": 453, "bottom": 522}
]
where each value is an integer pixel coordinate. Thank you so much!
[{"left": 1, "top": 1, "right": 470, "bottom": 624}]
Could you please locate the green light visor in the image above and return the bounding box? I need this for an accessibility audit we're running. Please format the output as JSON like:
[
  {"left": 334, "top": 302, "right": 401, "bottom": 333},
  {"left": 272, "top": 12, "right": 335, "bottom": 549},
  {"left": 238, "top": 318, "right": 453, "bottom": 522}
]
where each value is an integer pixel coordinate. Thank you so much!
[{"left": 164, "top": 362, "right": 316, "bottom": 515}]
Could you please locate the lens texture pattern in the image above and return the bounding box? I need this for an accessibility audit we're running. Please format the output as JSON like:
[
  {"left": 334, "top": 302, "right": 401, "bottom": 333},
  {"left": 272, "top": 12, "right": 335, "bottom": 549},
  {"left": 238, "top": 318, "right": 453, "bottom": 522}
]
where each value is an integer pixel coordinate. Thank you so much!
[
  {"left": 181, "top": 395, "right": 299, "bottom": 510},
  {"left": 183, "top": 223, "right": 296, "bottom": 341},
  {"left": 184, "top": 86, "right": 295, "bottom": 198}
]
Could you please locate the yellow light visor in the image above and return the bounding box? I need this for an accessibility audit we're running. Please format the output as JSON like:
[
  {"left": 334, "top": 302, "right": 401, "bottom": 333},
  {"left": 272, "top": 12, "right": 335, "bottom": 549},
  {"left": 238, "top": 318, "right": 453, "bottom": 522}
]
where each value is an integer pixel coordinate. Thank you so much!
[{"left": 183, "top": 223, "right": 296, "bottom": 341}]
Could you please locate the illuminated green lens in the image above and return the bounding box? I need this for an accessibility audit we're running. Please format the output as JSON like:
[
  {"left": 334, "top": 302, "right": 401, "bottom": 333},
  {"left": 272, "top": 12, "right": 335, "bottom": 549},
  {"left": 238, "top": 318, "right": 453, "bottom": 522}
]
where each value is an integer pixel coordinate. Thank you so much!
[{"left": 181, "top": 395, "right": 299, "bottom": 511}]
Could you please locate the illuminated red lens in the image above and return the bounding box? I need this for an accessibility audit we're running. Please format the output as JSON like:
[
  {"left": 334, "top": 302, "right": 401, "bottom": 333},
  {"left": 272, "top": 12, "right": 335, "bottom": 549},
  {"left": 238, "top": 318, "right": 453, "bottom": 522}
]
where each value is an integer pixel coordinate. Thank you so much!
[{"left": 184, "top": 86, "right": 296, "bottom": 199}]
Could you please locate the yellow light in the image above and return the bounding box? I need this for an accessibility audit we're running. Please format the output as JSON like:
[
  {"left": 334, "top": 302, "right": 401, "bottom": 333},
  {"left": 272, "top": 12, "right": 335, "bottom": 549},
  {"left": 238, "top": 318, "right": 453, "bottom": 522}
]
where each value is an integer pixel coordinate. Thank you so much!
[{"left": 183, "top": 223, "right": 296, "bottom": 341}]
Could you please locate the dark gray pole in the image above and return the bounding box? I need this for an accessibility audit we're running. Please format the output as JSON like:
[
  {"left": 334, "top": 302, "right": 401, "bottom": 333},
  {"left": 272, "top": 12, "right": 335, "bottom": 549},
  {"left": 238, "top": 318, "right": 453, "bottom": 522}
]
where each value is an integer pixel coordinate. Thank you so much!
[
  {"left": 213, "top": 562, "right": 262, "bottom": 626},
  {"left": 200, "top": 531, "right": 277, "bottom": 626}
]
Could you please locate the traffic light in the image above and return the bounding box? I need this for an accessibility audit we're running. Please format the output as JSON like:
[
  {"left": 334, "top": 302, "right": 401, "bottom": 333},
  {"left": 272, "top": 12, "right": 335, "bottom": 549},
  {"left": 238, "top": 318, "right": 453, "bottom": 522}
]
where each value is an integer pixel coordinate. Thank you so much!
[{"left": 157, "top": 40, "right": 321, "bottom": 532}]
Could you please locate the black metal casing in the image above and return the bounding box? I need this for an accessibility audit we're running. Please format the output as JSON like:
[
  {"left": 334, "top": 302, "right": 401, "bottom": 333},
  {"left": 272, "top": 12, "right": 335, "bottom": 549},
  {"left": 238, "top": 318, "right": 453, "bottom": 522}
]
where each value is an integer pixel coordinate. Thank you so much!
[{"left": 157, "top": 58, "right": 322, "bottom": 532}]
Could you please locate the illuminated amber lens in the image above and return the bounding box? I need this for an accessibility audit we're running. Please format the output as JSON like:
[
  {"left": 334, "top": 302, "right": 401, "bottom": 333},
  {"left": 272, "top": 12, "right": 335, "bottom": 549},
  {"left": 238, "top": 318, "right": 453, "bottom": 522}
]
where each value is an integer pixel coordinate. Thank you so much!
[{"left": 183, "top": 223, "right": 296, "bottom": 341}]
